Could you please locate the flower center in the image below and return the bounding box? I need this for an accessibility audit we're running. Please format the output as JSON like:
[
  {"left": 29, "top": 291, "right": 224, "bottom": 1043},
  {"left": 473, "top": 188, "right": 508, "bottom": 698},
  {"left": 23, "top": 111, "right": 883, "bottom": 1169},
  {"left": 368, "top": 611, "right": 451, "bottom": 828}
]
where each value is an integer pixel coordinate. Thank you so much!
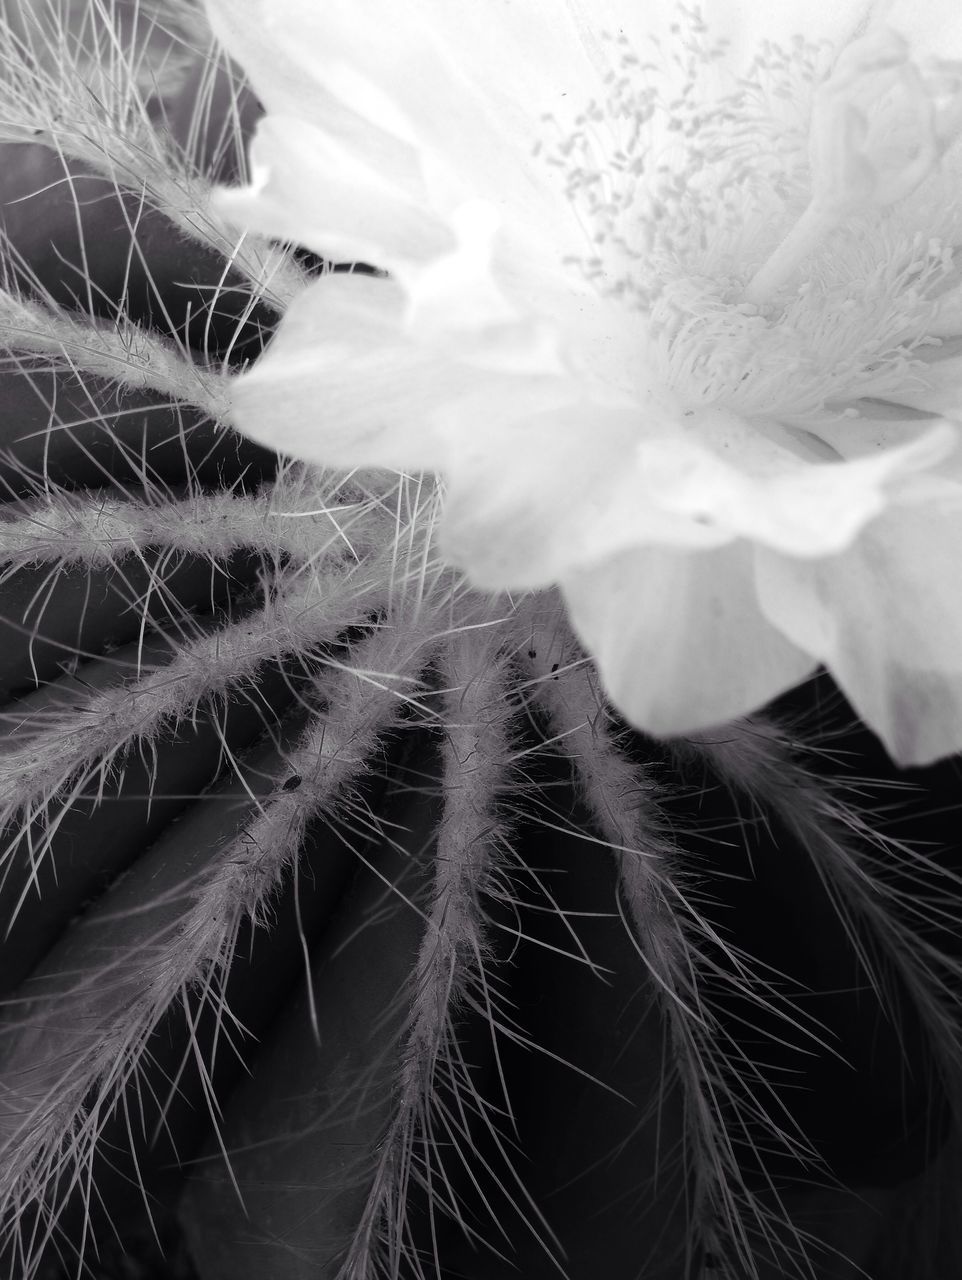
[
  {"left": 647, "top": 236, "right": 952, "bottom": 419},
  {"left": 538, "top": 12, "right": 962, "bottom": 418}
]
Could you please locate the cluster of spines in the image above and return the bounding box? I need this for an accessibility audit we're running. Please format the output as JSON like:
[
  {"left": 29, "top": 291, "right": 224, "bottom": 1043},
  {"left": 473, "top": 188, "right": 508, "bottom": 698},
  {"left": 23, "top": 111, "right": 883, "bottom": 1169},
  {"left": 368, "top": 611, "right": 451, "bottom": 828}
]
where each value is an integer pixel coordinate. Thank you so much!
[{"left": 0, "top": 7, "right": 960, "bottom": 1280}]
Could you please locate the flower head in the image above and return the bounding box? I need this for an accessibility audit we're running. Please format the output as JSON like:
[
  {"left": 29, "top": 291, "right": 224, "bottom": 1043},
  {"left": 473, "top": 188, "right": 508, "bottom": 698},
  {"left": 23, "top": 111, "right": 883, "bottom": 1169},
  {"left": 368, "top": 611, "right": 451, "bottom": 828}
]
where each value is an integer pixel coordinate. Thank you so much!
[{"left": 204, "top": 0, "right": 962, "bottom": 764}]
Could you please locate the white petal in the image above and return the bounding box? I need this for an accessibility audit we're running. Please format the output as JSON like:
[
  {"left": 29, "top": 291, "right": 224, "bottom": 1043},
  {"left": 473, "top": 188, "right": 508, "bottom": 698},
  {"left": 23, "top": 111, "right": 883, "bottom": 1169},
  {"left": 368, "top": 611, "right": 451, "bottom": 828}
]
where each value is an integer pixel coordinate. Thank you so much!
[
  {"left": 875, "top": 0, "right": 962, "bottom": 59},
  {"left": 799, "top": 408, "right": 962, "bottom": 495},
  {"left": 202, "top": 1, "right": 407, "bottom": 158},
  {"left": 799, "top": 404, "right": 957, "bottom": 451},
  {"left": 203, "top": 0, "right": 606, "bottom": 240},
  {"left": 440, "top": 402, "right": 731, "bottom": 591},
  {"left": 214, "top": 115, "right": 453, "bottom": 268},
  {"left": 562, "top": 543, "right": 816, "bottom": 738},
  {"left": 225, "top": 274, "right": 574, "bottom": 471},
  {"left": 632, "top": 408, "right": 955, "bottom": 555},
  {"left": 442, "top": 399, "right": 953, "bottom": 592},
  {"left": 756, "top": 502, "right": 962, "bottom": 764}
]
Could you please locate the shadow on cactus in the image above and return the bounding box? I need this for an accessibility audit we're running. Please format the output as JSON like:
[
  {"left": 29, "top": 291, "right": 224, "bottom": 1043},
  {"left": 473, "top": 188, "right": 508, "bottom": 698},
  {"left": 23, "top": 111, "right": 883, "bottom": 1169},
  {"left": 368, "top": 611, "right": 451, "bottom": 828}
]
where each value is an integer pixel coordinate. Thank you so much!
[{"left": 0, "top": 4, "right": 961, "bottom": 1279}]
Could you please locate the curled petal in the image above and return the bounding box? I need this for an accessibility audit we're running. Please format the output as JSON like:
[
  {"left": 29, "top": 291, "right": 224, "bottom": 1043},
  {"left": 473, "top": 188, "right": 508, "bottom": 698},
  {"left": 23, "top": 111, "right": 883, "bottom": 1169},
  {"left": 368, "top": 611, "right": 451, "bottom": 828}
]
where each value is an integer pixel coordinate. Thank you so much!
[
  {"left": 561, "top": 543, "right": 816, "bottom": 738},
  {"left": 756, "top": 501, "right": 962, "bottom": 763},
  {"left": 799, "top": 411, "right": 962, "bottom": 502},
  {"left": 633, "top": 409, "right": 956, "bottom": 556},
  {"left": 807, "top": 404, "right": 946, "bottom": 447}
]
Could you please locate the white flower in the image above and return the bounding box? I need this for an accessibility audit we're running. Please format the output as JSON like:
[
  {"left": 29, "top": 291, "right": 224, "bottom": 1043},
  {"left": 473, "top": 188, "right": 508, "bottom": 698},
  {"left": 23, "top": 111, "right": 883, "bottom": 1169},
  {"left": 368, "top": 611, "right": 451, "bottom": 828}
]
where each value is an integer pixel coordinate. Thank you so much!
[{"left": 203, "top": 0, "right": 962, "bottom": 765}]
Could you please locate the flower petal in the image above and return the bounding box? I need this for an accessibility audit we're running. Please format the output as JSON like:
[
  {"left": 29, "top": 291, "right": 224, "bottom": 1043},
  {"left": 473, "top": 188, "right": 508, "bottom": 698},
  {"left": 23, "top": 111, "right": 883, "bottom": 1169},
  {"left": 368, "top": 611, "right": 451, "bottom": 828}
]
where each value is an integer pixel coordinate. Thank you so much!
[
  {"left": 213, "top": 115, "right": 453, "bottom": 268},
  {"left": 202, "top": 1, "right": 412, "bottom": 159},
  {"left": 440, "top": 401, "right": 731, "bottom": 591},
  {"left": 878, "top": 0, "right": 962, "bottom": 59},
  {"left": 203, "top": 0, "right": 609, "bottom": 226},
  {"left": 561, "top": 543, "right": 816, "bottom": 738},
  {"left": 797, "top": 409, "right": 962, "bottom": 497},
  {"left": 634, "top": 409, "right": 955, "bottom": 556},
  {"left": 226, "top": 275, "right": 442, "bottom": 469},
  {"left": 755, "top": 503, "right": 962, "bottom": 764},
  {"left": 225, "top": 273, "right": 574, "bottom": 471}
]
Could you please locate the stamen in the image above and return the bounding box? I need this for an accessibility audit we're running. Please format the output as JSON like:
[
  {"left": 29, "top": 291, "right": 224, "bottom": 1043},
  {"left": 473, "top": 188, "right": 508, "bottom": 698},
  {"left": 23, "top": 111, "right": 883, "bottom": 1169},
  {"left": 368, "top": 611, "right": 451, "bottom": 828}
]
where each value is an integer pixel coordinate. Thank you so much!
[
  {"left": 535, "top": 6, "right": 962, "bottom": 422},
  {"left": 536, "top": 19, "right": 820, "bottom": 306}
]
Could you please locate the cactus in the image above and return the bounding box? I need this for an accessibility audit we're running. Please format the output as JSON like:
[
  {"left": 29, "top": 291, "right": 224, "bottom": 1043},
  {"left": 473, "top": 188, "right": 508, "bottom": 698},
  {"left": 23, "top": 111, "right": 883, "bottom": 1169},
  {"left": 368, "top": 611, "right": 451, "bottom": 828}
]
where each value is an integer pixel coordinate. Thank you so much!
[{"left": 0, "top": 5, "right": 960, "bottom": 1279}]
